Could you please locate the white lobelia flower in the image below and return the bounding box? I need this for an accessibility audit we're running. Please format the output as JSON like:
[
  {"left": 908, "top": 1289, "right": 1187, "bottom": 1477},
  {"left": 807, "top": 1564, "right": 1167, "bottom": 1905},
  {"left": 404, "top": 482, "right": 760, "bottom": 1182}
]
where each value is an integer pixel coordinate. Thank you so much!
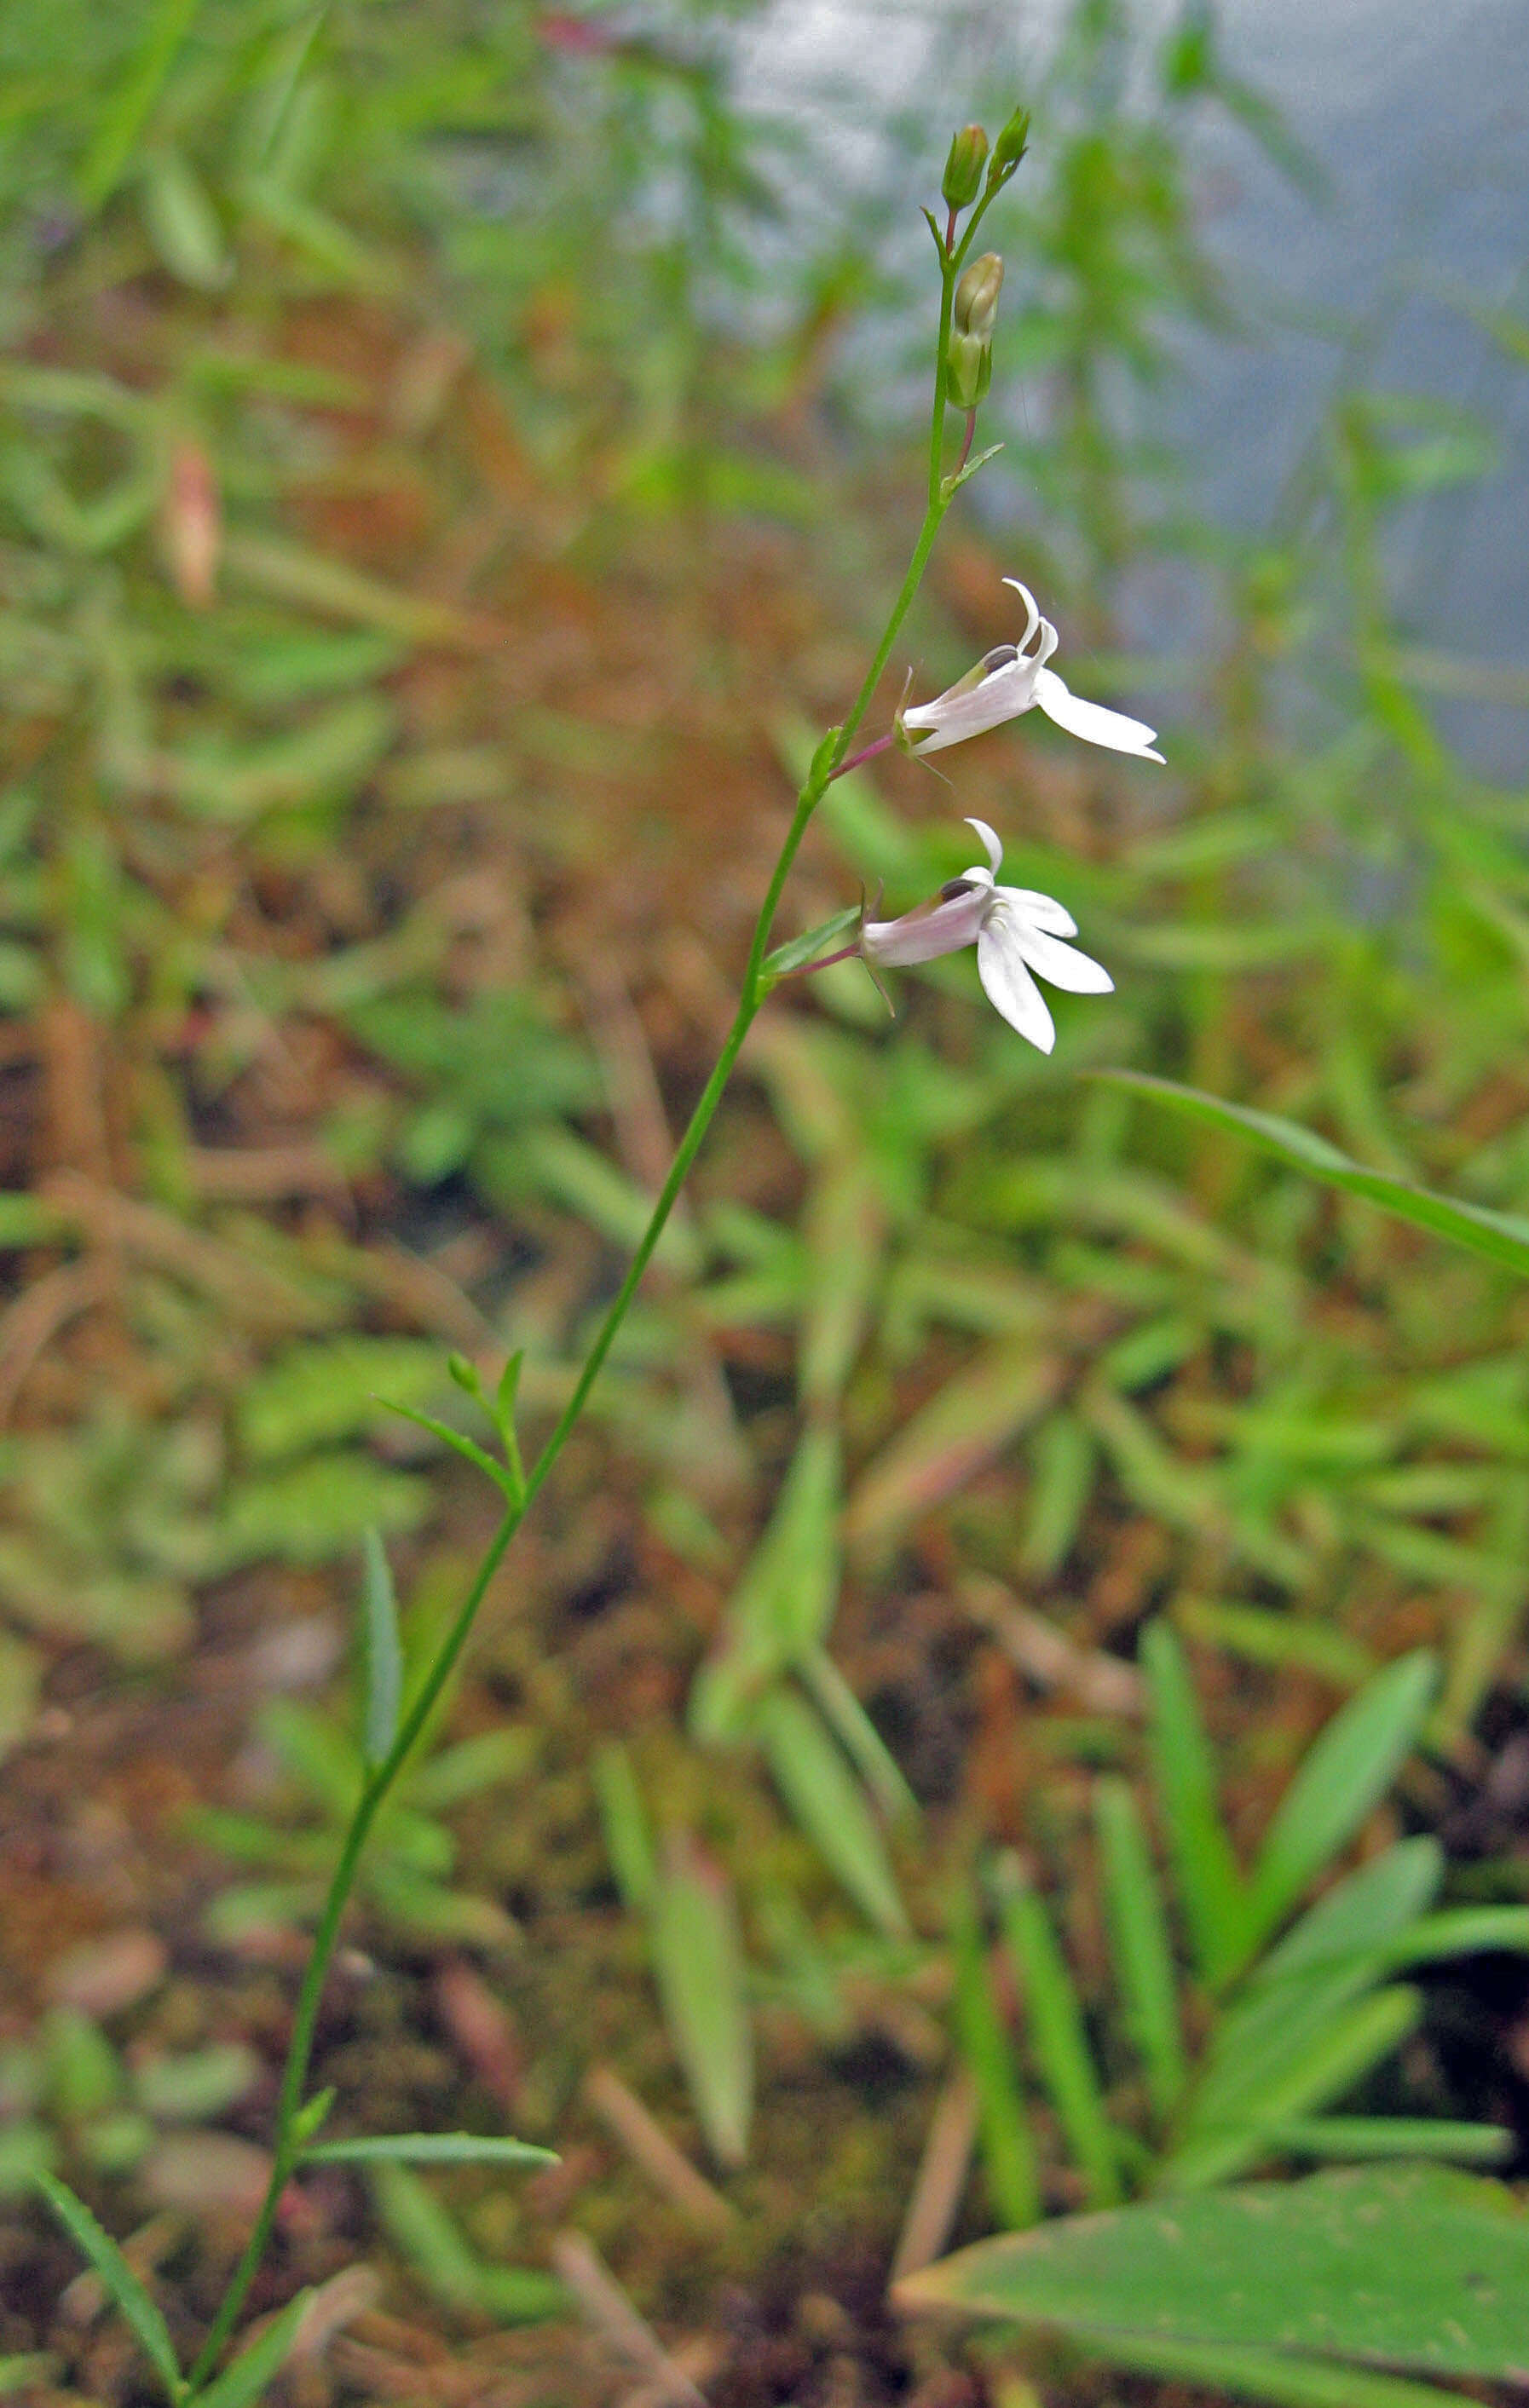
[
  {"left": 861, "top": 817, "right": 1112, "bottom": 1053},
  {"left": 900, "top": 579, "right": 1163, "bottom": 762}
]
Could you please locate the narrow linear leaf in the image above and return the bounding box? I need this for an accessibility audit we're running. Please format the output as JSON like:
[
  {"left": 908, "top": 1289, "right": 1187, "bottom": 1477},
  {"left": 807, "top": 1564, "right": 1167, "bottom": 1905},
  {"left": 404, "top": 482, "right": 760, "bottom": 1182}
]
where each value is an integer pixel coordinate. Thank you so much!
[
  {"left": 368, "top": 2162, "right": 567, "bottom": 2323},
  {"left": 949, "top": 1883, "right": 1041, "bottom": 2231},
  {"left": 1093, "top": 1777, "right": 1186, "bottom": 2120},
  {"left": 193, "top": 2289, "right": 310, "bottom": 2408},
  {"left": 1248, "top": 1652, "right": 1437, "bottom": 1947},
  {"left": 650, "top": 1839, "right": 753, "bottom": 2167},
  {"left": 303, "top": 2133, "right": 556, "bottom": 2168},
  {"left": 1163, "top": 1985, "right": 1422, "bottom": 2191},
  {"left": 35, "top": 2173, "right": 182, "bottom": 2402},
  {"left": 1272, "top": 2117, "right": 1513, "bottom": 2163},
  {"left": 77, "top": 0, "right": 205, "bottom": 210},
  {"left": 359, "top": 1529, "right": 401, "bottom": 1769},
  {"left": 1082, "top": 2334, "right": 1491, "bottom": 2408},
  {"left": 1103, "top": 1071, "right": 1529, "bottom": 1279},
  {"left": 1140, "top": 1625, "right": 1250, "bottom": 1989},
  {"left": 998, "top": 1876, "right": 1122, "bottom": 2207},
  {"left": 758, "top": 1688, "right": 908, "bottom": 1938},
  {"left": 591, "top": 1741, "right": 656, "bottom": 1910}
]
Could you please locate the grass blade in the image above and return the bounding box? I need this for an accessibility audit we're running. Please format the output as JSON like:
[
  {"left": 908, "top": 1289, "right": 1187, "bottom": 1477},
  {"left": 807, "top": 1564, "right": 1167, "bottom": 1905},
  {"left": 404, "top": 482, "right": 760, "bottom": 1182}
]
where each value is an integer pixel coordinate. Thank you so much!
[
  {"left": 1247, "top": 1652, "right": 1437, "bottom": 1948},
  {"left": 758, "top": 1688, "right": 908, "bottom": 1938},
  {"left": 650, "top": 1839, "right": 753, "bottom": 2167},
  {"left": 1272, "top": 2117, "right": 1513, "bottom": 2163},
  {"left": 35, "top": 2173, "right": 182, "bottom": 2401},
  {"left": 359, "top": 1528, "right": 401, "bottom": 1770},
  {"left": 303, "top": 2134, "right": 557, "bottom": 2167},
  {"left": 1163, "top": 1985, "right": 1423, "bottom": 2190},
  {"left": 77, "top": 0, "right": 205, "bottom": 210},
  {"left": 1140, "top": 1624, "right": 1249, "bottom": 1989},
  {"left": 1093, "top": 1776, "right": 1186, "bottom": 2119},
  {"left": 949, "top": 1881, "right": 1041, "bottom": 2231},
  {"left": 997, "top": 1873, "right": 1122, "bottom": 2207},
  {"left": 1103, "top": 1071, "right": 1529, "bottom": 1280},
  {"left": 591, "top": 1741, "right": 656, "bottom": 1910}
]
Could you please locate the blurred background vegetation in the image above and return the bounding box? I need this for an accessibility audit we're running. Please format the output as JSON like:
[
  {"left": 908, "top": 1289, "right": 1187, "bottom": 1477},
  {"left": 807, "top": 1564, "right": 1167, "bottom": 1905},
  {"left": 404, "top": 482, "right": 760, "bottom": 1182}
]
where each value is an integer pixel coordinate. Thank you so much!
[{"left": 2, "top": 0, "right": 1528, "bottom": 2400}]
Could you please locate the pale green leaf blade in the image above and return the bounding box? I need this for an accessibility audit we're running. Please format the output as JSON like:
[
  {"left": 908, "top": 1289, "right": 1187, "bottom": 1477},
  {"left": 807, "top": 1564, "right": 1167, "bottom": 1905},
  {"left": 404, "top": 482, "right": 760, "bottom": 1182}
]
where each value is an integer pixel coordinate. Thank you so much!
[
  {"left": 949, "top": 1881, "right": 1040, "bottom": 2231},
  {"left": 758, "top": 1689, "right": 908, "bottom": 1938},
  {"left": 302, "top": 2133, "right": 557, "bottom": 2167},
  {"left": 35, "top": 2173, "right": 182, "bottom": 2402},
  {"left": 650, "top": 1840, "right": 753, "bottom": 2167},
  {"left": 359, "top": 1528, "right": 401, "bottom": 1769}
]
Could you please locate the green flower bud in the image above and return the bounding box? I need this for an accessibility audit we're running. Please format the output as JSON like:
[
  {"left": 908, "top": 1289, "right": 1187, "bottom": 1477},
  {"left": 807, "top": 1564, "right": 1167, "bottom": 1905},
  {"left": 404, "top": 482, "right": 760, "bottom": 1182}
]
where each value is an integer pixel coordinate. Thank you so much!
[
  {"left": 988, "top": 105, "right": 1030, "bottom": 184},
  {"left": 940, "top": 124, "right": 989, "bottom": 212},
  {"left": 953, "top": 251, "right": 1003, "bottom": 340},
  {"left": 946, "top": 330, "right": 992, "bottom": 411}
]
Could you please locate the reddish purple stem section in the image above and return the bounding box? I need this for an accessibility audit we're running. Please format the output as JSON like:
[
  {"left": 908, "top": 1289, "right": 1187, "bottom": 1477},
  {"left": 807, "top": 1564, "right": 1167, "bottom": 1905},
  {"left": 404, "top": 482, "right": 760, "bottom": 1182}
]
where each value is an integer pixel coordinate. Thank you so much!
[{"left": 828, "top": 729, "right": 896, "bottom": 781}]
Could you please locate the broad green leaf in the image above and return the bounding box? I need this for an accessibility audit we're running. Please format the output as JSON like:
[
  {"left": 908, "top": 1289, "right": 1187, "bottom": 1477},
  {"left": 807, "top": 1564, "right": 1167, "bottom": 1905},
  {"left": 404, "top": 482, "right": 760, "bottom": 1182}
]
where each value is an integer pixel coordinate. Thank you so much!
[
  {"left": 359, "top": 1529, "right": 401, "bottom": 1769},
  {"left": 650, "top": 1840, "right": 753, "bottom": 2166},
  {"left": 949, "top": 1883, "right": 1040, "bottom": 2230},
  {"left": 34, "top": 2173, "right": 182, "bottom": 2401},
  {"left": 896, "top": 2163, "right": 1529, "bottom": 2376},
  {"left": 303, "top": 2133, "right": 556, "bottom": 2168},
  {"left": 999, "top": 1877, "right": 1122, "bottom": 2207},
  {"left": 1093, "top": 1777, "right": 1186, "bottom": 2119},
  {"left": 1140, "top": 1625, "right": 1249, "bottom": 1989},
  {"left": 1104, "top": 1072, "right": 1529, "bottom": 1279},
  {"left": 758, "top": 1689, "right": 908, "bottom": 1938},
  {"left": 1247, "top": 1652, "right": 1437, "bottom": 1946},
  {"left": 193, "top": 2289, "right": 310, "bottom": 2408}
]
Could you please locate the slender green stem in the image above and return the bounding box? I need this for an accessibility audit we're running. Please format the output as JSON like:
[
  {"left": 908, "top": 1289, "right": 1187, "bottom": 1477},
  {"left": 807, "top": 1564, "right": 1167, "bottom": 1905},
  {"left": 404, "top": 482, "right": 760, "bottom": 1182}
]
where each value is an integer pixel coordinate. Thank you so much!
[{"left": 188, "top": 187, "right": 975, "bottom": 2399}]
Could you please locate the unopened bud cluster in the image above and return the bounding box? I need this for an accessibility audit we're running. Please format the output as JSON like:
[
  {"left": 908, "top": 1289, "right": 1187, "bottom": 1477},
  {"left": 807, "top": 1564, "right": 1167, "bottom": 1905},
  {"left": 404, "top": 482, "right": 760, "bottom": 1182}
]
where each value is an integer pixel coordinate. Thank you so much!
[
  {"left": 947, "top": 250, "right": 1003, "bottom": 409},
  {"left": 936, "top": 103, "right": 1029, "bottom": 413}
]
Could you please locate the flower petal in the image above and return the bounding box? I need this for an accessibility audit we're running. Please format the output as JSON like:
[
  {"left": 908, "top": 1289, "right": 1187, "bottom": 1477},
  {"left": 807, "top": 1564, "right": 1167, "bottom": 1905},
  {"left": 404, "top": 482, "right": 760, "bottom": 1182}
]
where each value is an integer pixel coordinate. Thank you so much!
[
  {"left": 977, "top": 920, "right": 1056, "bottom": 1051},
  {"left": 995, "top": 884, "right": 1078, "bottom": 938},
  {"left": 1033, "top": 666, "right": 1163, "bottom": 761},
  {"left": 863, "top": 884, "right": 991, "bottom": 967},
  {"left": 963, "top": 817, "right": 1003, "bottom": 877},
  {"left": 902, "top": 655, "right": 1041, "bottom": 752},
  {"left": 1006, "top": 915, "right": 1114, "bottom": 994}
]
